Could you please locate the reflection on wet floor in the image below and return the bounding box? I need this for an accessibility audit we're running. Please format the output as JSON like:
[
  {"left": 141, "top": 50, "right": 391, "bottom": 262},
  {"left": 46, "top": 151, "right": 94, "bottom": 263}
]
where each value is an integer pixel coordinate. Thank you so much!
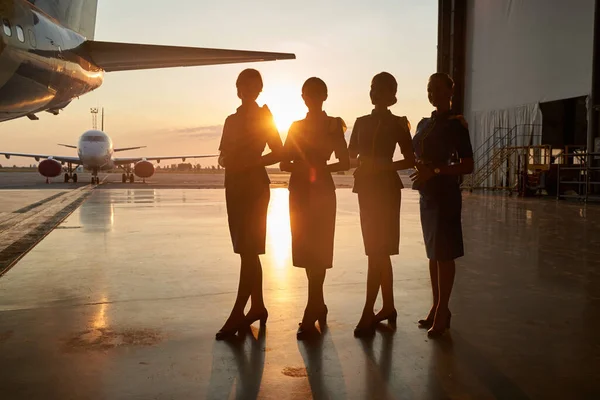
[{"left": 0, "top": 188, "right": 599, "bottom": 399}]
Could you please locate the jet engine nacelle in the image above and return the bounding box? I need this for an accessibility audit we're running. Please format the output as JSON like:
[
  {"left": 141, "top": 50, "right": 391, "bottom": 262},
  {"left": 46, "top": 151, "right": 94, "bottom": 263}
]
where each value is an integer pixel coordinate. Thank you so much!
[
  {"left": 38, "top": 159, "right": 62, "bottom": 178},
  {"left": 134, "top": 160, "right": 155, "bottom": 178}
]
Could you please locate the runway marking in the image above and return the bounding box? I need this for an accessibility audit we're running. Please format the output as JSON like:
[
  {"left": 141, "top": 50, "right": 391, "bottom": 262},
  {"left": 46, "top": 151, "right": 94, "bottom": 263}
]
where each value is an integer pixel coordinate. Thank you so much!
[
  {"left": 0, "top": 186, "right": 93, "bottom": 276},
  {"left": 13, "top": 192, "right": 67, "bottom": 214}
]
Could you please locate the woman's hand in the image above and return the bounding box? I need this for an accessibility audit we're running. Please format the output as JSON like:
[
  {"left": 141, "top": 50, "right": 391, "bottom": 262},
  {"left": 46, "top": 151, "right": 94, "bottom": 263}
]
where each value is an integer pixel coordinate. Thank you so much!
[
  {"left": 358, "top": 156, "right": 392, "bottom": 172},
  {"left": 410, "top": 163, "right": 435, "bottom": 185},
  {"left": 280, "top": 160, "right": 294, "bottom": 173},
  {"left": 221, "top": 154, "right": 256, "bottom": 172}
]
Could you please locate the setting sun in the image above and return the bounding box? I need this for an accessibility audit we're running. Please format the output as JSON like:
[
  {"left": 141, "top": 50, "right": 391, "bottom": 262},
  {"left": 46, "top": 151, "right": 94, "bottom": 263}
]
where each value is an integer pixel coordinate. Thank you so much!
[{"left": 260, "top": 82, "right": 306, "bottom": 134}]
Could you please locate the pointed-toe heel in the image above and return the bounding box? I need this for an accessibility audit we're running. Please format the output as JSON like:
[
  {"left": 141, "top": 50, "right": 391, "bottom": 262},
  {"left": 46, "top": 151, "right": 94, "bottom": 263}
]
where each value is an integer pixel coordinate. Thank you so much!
[
  {"left": 245, "top": 309, "right": 269, "bottom": 327},
  {"left": 388, "top": 311, "right": 397, "bottom": 325},
  {"left": 297, "top": 324, "right": 319, "bottom": 340},
  {"left": 215, "top": 325, "right": 241, "bottom": 341},
  {"left": 418, "top": 318, "right": 434, "bottom": 329},
  {"left": 353, "top": 324, "right": 376, "bottom": 338},
  {"left": 260, "top": 313, "right": 268, "bottom": 327},
  {"left": 317, "top": 305, "right": 328, "bottom": 327},
  {"left": 377, "top": 309, "right": 397, "bottom": 324},
  {"left": 426, "top": 312, "right": 452, "bottom": 338}
]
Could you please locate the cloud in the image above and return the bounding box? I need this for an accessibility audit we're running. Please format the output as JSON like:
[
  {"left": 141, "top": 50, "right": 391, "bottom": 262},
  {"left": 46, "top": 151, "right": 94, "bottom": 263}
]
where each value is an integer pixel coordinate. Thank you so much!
[{"left": 164, "top": 125, "right": 223, "bottom": 139}]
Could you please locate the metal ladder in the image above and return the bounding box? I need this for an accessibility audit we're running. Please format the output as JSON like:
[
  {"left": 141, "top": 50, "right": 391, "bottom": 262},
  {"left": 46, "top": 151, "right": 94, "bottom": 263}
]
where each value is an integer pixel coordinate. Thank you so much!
[{"left": 462, "top": 124, "right": 541, "bottom": 190}]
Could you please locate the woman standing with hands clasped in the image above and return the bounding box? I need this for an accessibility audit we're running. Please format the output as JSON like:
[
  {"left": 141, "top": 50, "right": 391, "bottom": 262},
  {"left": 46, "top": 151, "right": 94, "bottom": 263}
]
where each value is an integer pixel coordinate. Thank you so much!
[
  {"left": 281, "top": 77, "right": 349, "bottom": 340},
  {"left": 410, "top": 72, "right": 474, "bottom": 338},
  {"left": 349, "top": 72, "right": 415, "bottom": 337}
]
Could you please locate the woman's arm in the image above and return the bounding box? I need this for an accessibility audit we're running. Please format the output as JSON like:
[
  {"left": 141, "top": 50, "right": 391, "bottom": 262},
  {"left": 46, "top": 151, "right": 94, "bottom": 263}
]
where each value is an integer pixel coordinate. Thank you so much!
[
  {"left": 327, "top": 118, "right": 350, "bottom": 173},
  {"left": 410, "top": 120, "right": 474, "bottom": 184},
  {"left": 348, "top": 119, "right": 360, "bottom": 168},
  {"left": 260, "top": 109, "right": 284, "bottom": 167}
]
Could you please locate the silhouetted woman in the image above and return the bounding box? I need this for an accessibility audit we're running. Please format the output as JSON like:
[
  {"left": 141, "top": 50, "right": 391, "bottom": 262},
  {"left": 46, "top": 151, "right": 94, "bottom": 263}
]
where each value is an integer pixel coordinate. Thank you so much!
[
  {"left": 280, "top": 77, "right": 349, "bottom": 340},
  {"left": 349, "top": 72, "right": 415, "bottom": 337},
  {"left": 410, "top": 73, "right": 474, "bottom": 338},
  {"left": 216, "top": 69, "right": 283, "bottom": 340}
]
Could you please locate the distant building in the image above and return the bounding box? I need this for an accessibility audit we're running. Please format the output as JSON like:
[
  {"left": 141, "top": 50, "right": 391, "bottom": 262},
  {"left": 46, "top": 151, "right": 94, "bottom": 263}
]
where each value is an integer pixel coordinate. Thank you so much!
[{"left": 177, "top": 163, "right": 193, "bottom": 171}]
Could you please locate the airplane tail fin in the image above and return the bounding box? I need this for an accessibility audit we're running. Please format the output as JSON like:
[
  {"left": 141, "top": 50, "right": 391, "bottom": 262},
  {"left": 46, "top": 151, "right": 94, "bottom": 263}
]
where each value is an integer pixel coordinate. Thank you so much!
[{"left": 34, "top": 0, "right": 99, "bottom": 39}]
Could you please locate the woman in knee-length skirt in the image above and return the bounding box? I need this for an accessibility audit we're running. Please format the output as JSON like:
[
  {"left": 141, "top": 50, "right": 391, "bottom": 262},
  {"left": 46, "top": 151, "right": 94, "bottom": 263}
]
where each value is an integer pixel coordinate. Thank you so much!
[
  {"left": 281, "top": 77, "right": 349, "bottom": 340},
  {"left": 411, "top": 72, "right": 474, "bottom": 338},
  {"left": 215, "top": 69, "right": 283, "bottom": 340}
]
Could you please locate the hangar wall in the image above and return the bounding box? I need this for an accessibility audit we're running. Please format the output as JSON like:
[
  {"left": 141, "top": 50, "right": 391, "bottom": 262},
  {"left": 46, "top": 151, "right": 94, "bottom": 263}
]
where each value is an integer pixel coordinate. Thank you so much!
[{"left": 463, "top": 0, "right": 596, "bottom": 151}]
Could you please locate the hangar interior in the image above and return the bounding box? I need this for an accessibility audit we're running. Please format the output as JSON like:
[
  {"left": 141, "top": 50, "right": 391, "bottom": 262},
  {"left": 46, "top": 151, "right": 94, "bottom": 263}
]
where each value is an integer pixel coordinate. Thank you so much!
[{"left": 439, "top": 0, "right": 600, "bottom": 200}]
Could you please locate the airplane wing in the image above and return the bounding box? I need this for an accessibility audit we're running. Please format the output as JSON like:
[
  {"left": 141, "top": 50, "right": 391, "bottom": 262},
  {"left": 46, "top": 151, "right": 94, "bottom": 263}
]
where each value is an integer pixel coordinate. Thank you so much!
[
  {"left": 80, "top": 41, "right": 296, "bottom": 72},
  {"left": 114, "top": 146, "right": 146, "bottom": 152},
  {"left": 0, "top": 152, "right": 81, "bottom": 164},
  {"left": 114, "top": 155, "right": 218, "bottom": 165}
]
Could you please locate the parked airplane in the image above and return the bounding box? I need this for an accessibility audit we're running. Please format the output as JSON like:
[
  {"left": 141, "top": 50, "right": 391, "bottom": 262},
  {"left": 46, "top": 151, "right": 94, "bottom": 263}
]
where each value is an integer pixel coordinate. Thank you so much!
[
  {"left": 0, "top": 0, "right": 295, "bottom": 123},
  {"left": 0, "top": 129, "right": 217, "bottom": 184}
]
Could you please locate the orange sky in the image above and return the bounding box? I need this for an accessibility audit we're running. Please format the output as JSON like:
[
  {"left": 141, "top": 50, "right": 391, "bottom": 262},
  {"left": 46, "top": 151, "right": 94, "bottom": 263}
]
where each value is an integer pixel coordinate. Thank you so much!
[{"left": 1, "top": 0, "right": 438, "bottom": 166}]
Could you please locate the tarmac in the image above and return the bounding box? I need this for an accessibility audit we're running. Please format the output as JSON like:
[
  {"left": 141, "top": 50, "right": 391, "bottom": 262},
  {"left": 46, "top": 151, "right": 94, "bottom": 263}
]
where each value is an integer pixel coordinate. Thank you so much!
[{"left": 0, "top": 172, "right": 599, "bottom": 399}]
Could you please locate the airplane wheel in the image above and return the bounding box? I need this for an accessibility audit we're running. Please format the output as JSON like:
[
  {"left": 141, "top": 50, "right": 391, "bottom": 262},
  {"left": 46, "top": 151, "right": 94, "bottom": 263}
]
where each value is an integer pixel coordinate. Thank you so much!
[
  {"left": 96, "top": 177, "right": 100, "bottom": 184},
  {"left": 73, "top": 174, "right": 78, "bottom": 183},
  {"left": 64, "top": 173, "right": 69, "bottom": 183},
  {"left": 122, "top": 173, "right": 127, "bottom": 183},
  {"left": 91, "top": 177, "right": 96, "bottom": 184},
  {"left": 129, "top": 174, "right": 134, "bottom": 183}
]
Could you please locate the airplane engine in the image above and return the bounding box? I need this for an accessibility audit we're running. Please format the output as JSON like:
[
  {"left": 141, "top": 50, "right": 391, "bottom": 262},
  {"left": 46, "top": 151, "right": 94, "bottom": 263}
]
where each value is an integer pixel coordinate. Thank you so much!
[
  {"left": 38, "top": 159, "right": 62, "bottom": 178},
  {"left": 134, "top": 160, "right": 154, "bottom": 178}
]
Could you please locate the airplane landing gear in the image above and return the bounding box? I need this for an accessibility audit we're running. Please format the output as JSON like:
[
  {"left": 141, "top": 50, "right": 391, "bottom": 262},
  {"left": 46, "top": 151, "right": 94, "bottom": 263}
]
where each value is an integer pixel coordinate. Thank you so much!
[
  {"left": 119, "top": 165, "right": 134, "bottom": 184},
  {"left": 91, "top": 168, "right": 100, "bottom": 185},
  {"left": 64, "top": 163, "right": 78, "bottom": 183}
]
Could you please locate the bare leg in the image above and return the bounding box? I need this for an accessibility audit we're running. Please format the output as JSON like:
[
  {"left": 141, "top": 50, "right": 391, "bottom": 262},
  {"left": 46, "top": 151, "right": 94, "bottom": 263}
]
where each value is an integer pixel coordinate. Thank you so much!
[
  {"left": 310, "top": 269, "right": 326, "bottom": 311},
  {"left": 247, "top": 256, "right": 266, "bottom": 315},
  {"left": 425, "top": 259, "right": 440, "bottom": 321},
  {"left": 357, "top": 255, "right": 382, "bottom": 326},
  {"left": 301, "top": 269, "right": 326, "bottom": 324},
  {"left": 219, "top": 254, "right": 257, "bottom": 331},
  {"left": 377, "top": 256, "right": 395, "bottom": 316},
  {"left": 432, "top": 259, "right": 456, "bottom": 329}
]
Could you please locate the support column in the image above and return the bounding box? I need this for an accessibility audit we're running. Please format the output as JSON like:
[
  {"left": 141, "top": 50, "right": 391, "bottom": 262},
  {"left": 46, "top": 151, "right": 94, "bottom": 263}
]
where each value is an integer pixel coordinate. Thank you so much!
[
  {"left": 589, "top": 0, "right": 600, "bottom": 154},
  {"left": 437, "top": 0, "right": 467, "bottom": 114}
]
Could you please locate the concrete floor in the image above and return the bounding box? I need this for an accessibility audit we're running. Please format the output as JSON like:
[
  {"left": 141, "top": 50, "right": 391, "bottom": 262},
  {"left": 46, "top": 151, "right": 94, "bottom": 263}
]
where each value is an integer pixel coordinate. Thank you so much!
[{"left": 0, "top": 187, "right": 599, "bottom": 399}]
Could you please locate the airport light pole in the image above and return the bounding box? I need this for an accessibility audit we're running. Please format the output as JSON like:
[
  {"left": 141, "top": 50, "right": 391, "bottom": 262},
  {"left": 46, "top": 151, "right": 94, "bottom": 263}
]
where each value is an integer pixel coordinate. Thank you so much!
[{"left": 90, "top": 107, "right": 98, "bottom": 130}]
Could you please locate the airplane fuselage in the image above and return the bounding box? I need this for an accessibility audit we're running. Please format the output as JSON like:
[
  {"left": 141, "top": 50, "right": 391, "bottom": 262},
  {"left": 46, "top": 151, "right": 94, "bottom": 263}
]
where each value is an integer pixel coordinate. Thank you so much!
[
  {"left": 77, "top": 129, "right": 114, "bottom": 171},
  {"left": 0, "top": 0, "right": 103, "bottom": 122}
]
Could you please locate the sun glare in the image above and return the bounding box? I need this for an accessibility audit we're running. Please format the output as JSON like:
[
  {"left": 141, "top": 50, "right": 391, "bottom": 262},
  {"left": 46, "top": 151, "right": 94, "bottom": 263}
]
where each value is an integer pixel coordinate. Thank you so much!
[
  {"left": 260, "top": 83, "right": 306, "bottom": 135},
  {"left": 266, "top": 189, "right": 292, "bottom": 270}
]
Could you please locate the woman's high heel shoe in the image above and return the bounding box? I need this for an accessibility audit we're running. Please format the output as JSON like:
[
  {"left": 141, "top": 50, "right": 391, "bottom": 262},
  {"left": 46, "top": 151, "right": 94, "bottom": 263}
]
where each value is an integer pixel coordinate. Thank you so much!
[
  {"left": 418, "top": 317, "right": 434, "bottom": 329},
  {"left": 353, "top": 314, "right": 376, "bottom": 338},
  {"left": 215, "top": 317, "right": 246, "bottom": 340},
  {"left": 375, "top": 309, "right": 397, "bottom": 325},
  {"left": 317, "top": 305, "right": 328, "bottom": 328},
  {"left": 297, "top": 305, "right": 327, "bottom": 340},
  {"left": 245, "top": 309, "right": 268, "bottom": 327},
  {"left": 427, "top": 312, "right": 452, "bottom": 338},
  {"left": 297, "top": 322, "right": 319, "bottom": 340}
]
